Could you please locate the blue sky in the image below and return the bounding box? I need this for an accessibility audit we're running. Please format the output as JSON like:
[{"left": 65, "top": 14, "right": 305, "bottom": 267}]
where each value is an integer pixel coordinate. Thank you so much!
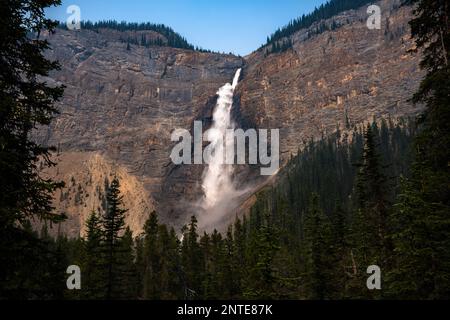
[{"left": 46, "top": 0, "right": 328, "bottom": 56}]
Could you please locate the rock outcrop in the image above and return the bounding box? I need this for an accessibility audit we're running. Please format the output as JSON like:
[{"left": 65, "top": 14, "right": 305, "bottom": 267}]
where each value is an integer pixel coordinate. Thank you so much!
[
  {"left": 38, "top": 27, "right": 244, "bottom": 235},
  {"left": 38, "top": 0, "right": 423, "bottom": 237},
  {"left": 237, "top": 0, "right": 422, "bottom": 163}
]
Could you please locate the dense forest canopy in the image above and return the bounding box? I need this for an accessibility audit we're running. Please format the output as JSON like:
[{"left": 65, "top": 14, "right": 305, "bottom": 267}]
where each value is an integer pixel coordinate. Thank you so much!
[
  {"left": 265, "top": 0, "right": 374, "bottom": 47},
  {"left": 45, "top": 119, "right": 420, "bottom": 300},
  {"left": 57, "top": 20, "right": 196, "bottom": 50},
  {"left": 57, "top": 19, "right": 226, "bottom": 53}
]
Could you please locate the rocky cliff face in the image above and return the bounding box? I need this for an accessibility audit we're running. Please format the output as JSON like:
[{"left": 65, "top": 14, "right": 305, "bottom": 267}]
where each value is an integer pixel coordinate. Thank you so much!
[
  {"left": 39, "top": 0, "right": 423, "bottom": 237},
  {"left": 236, "top": 0, "right": 422, "bottom": 162},
  {"left": 38, "top": 27, "right": 244, "bottom": 236}
]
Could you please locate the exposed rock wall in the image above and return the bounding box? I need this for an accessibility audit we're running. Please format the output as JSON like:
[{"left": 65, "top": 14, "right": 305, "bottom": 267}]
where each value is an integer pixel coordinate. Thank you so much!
[
  {"left": 39, "top": 0, "right": 423, "bottom": 236},
  {"left": 237, "top": 0, "right": 422, "bottom": 164}
]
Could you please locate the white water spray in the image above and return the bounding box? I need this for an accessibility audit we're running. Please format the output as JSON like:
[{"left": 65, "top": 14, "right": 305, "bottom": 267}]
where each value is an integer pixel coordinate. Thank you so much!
[{"left": 201, "top": 69, "right": 241, "bottom": 210}]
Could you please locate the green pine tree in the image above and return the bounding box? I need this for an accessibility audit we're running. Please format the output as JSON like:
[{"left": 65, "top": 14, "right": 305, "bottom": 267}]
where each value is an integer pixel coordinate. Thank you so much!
[
  {"left": 101, "top": 177, "right": 127, "bottom": 299},
  {"left": 142, "top": 211, "right": 161, "bottom": 299},
  {"left": 303, "top": 193, "right": 335, "bottom": 299},
  {"left": 386, "top": 0, "right": 450, "bottom": 299},
  {"left": 82, "top": 211, "right": 104, "bottom": 299},
  {"left": 350, "top": 125, "right": 391, "bottom": 298},
  {"left": 118, "top": 227, "right": 137, "bottom": 299},
  {"left": 134, "top": 235, "right": 145, "bottom": 298},
  {"left": 0, "top": 0, "right": 65, "bottom": 299},
  {"left": 181, "top": 216, "right": 202, "bottom": 299}
]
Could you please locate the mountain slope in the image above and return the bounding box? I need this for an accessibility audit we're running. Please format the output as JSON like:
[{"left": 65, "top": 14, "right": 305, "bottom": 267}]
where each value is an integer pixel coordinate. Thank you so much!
[
  {"left": 237, "top": 0, "right": 422, "bottom": 163},
  {"left": 38, "top": 27, "right": 243, "bottom": 236},
  {"left": 39, "top": 0, "right": 423, "bottom": 236}
]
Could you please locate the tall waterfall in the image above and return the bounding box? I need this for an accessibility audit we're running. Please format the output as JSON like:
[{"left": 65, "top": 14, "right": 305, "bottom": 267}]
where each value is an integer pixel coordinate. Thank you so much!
[{"left": 201, "top": 69, "right": 242, "bottom": 211}]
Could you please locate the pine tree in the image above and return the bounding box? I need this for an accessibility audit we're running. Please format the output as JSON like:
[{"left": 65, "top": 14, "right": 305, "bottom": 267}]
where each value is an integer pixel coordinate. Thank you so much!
[
  {"left": 330, "top": 201, "right": 350, "bottom": 298},
  {"left": 350, "top": 125, "right": 391, "bottom": 298},
  {"left": 238, "top": 119, "right": 415, "bottom": 299},
  {"left": 164, "top": 227, "right": 184, "bottom": 299},
  {"left": 34, "top": 228, "right": 68, "bottom": 299},
  {"left": 101, "top": 177, "right": 127, "bottom": 299},
  {"left": 118, "top": 227, "right": 137, "bottom": 299},
  {"left": 68, "top": 20, "right": 196, "bottom": 50},
  {"left": 244, "top": 211, "right": 280, "bottom": 299},
  {"left": 82, "top": 211, "right": 104, "bottom": 299},
  {"left": 142, "top": 211, "right": 161, "bottom": 299},
  {"left": 199, "top": 232, "right": 214, "bottom": 299},
  {"left": 387, "top": 0, "right": 450, "bottom": 299},
  {"left": 181, "top": 216, "right": 202, "bottom": 299},
  {"left": 222, "top": 226, "right": 237, "bottom": 298},
  {"left": 0, "top": 0, "right": 65, "bottom": 298},
  {"left": 303, "top": 193, "right": 335, "bottom": 299},
  {"left": 264, "top": 0, "right": 374, "bottom": 49},
  {"left": 139, "top": 213, "right": 184, "bottom": 299},
  {"left": 157, "top": 224, "right": 182, "bottom": 299},
  {"left": 230, "top": 218, "right": 247, "bottom": 298},
  {"left": 134, "top": 235, "right": 145, "bottom": 298}
]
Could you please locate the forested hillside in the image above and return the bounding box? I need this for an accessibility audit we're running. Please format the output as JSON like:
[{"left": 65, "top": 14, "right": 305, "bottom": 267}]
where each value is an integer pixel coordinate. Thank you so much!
[
  {"left": 1, "top": 0, "right": 448, "bottom": 300},
  {"left": 32, "top": 119, "right": 420, "bottom": 299},
  {"left": 264, "top": 0, "right": 376, "bottom": 48}
]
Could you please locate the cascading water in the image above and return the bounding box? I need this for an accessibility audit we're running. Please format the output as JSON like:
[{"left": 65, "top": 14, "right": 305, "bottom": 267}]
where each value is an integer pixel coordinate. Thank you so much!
[{"left": 201, "top": 68, "right": 242, "bottom": 213}]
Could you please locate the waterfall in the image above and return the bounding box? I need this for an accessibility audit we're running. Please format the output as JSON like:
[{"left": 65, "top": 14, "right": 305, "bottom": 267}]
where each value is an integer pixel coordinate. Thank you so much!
[{"left": 201, "top": 69, "right": 241, "bottom": 211}]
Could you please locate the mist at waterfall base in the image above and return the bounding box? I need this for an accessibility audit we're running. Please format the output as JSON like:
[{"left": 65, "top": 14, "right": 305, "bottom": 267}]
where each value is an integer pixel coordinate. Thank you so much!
[{"left": 197, "top": 69, "right": 250, "bottom": 231}]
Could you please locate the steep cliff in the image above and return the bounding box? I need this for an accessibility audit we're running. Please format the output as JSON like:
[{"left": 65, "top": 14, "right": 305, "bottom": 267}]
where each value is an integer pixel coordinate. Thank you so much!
[
  {"left": 39, "top": 0, "right": 423, "bottom": 236},
  {"left": 236, "top": 0, "right": 422, "bottom": 162},
  {"left": 38, "top": 27, "right": 243, "bottom": 236}
]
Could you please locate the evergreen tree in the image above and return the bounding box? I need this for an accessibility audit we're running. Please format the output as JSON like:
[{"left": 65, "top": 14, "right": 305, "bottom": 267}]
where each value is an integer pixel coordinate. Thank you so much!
[
  {"left": 263, "top": 0, "right": 374, "bottom": 49},
  {"left": 118, "top": 227, "right": 137, "bottom": 299},
  {"left": 134, "top": 235, "right": 145, "bottom": 298},
  {"left": 142, "top": 211, "right": 161, "bottom": 299},
  {"left": 350, "top": 124, "right": 391, "bottom": 298},
  {"left": 140, "top": 212, "right": 183, "bottom": 300},
  {"left": 157, "top": 224, "right": 182, "bottom": 299},
  {"left": 199, "top": 232, "right": 214, "bottom": 299},
  {"left": 58, "top": 20, "right": 197, "bottom": 50},
  {"left": 35, "top": 227, "right": 68, "bottom": 299},
  {"left": 0, "top": 0, "right": 65, "bottom": 298},
  {"left": 181, "top": 216, "right": 202, "bottom": 299},
  {"left": 101, "top": 177, "right": 127, "bottom": 299},
  {"left": 330, "top": 201, "right": 351, "bottom": 298},
  {"left": 387, "top": 0, "right": 450, "bottom": 299},
  {"left": 303, "top": 194, "right": 335, "bottom": 299},
  {"left": 222, "top": 227, "right": 238, "bottom": 298},
  {"left": 244, "top": 212, "right": 280, "bottom": 299},
  {"left": 82, "top": 211, "right": 104, "bottom": 299}
]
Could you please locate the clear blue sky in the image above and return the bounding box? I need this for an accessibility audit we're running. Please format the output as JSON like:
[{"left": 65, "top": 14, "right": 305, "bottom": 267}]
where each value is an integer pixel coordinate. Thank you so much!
[{"left": 46, "top": 0, "right": 328, "bottom": 56}]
